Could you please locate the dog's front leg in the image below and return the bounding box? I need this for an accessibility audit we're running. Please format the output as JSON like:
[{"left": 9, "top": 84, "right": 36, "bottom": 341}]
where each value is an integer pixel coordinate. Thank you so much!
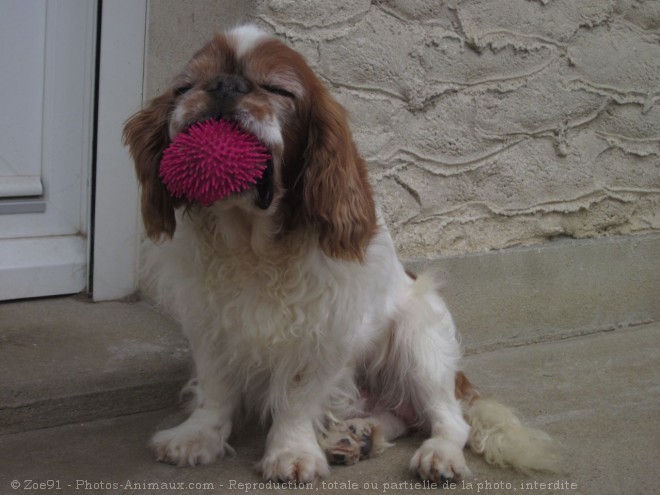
[
  {"left": 150, "top": 333, "right": 239, "bottom": 467},
  {"left": 259, "top": 407, "right": 330, "bottom": 483},
  {"left": 402, "top": 291, "right": 472, "bottom": 483},
  {"left": 380, "top": 275, "right": 471, "bottom": 483},
  {"left": 409, "top": 394, "right": 471, "bottom": 483},
  {"left": 258, "top": 364, "right": 335, "bottom": 483}
]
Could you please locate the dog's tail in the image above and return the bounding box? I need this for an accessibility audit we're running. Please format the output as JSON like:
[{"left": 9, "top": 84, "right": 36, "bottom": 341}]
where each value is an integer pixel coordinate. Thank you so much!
[{"left": 455, "top": 372, "right": 561, "bottom": 474}]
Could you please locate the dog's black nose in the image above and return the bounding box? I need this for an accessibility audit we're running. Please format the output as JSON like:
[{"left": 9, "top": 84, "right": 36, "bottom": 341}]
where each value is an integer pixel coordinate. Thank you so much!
[{"left": 208, "top": 74, "right": 250, "bottom": 103}]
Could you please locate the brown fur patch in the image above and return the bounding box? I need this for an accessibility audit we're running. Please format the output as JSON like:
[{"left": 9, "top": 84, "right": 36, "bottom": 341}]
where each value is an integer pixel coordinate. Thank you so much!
[{"left": 455, "top": 371, "right": 481, "bottom": 405}]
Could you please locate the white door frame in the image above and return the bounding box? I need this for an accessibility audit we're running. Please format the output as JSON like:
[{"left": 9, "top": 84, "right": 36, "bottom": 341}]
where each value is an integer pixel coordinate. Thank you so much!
[{"left": 92, "top": 0, "right": 148, "bottom": 301}]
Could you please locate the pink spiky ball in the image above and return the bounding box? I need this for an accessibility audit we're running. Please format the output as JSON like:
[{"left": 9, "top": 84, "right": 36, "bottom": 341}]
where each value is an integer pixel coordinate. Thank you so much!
[{"left": 160, "top": 119, "right": 270, "bottom": 206}]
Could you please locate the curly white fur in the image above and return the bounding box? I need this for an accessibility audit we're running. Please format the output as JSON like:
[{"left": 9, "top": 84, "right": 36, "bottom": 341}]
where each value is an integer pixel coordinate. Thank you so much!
[
  {"left": 144, "top": 208, "right": 425, "bottom": 481},
  {"left": 466, "top": 398, "right": 561, "bottom": 474}
]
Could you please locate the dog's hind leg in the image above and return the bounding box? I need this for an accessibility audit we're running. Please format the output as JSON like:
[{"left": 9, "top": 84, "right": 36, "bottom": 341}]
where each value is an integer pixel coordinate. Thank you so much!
[{"left": 318, "top": 411, "right": 408, "bottom": 465}]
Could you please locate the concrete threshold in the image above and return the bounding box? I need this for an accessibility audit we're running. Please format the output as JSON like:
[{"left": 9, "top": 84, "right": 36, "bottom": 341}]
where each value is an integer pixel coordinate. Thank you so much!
[
  {"left": 0, "top": 323, "right": 657, "bottom": 494},
  {"left": 0, "top": 297, "right": 190, "bottom": 434}
]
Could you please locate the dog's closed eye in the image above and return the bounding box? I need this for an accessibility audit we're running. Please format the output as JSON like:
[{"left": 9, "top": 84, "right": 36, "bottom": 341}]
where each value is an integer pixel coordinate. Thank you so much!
[
  {"left": 174, "top": 84, "right": 193, "bottom": 97},
  {"left": 261, "top": 84, "right": 296, "bottom": 99}
]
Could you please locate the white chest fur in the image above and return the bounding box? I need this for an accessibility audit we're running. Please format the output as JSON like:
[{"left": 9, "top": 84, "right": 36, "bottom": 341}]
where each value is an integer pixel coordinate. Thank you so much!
[{"left": 143, "top": 207, "right": 407, "bottom": 414}]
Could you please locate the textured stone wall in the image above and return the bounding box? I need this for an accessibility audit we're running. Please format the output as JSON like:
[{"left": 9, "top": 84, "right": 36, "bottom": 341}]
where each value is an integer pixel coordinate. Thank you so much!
[{"left": 147, "top": 0, "right": 660, "bottom": 259}]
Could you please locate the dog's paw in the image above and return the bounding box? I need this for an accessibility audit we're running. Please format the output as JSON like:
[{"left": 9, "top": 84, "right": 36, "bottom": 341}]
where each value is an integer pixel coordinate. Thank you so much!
[
  {"left": 410, "top": 438, "right": 471, "bottom": 483},
  {"left": 259, "top": 446, "right": 330, "bottom": 483},
  {"left": 150, "top": 418, "right": 232, "bottom": 467},
  {"left": 319, "top": 418, "right": 389, "bottom": 465}
]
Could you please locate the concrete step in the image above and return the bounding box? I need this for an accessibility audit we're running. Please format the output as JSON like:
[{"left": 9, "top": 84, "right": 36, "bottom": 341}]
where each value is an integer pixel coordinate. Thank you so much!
[
  {"left": 0, "top": 324, "right": 657, "bottom": 494},
  {"left": 0, "top": 297, "right": 190, "bottom": 434},
  {"left": 2, "top": 234, "right": 658, "bottom": 435}
]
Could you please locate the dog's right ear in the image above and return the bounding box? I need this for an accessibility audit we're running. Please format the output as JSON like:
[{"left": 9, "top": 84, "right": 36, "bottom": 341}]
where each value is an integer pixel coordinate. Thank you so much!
[{"left": 123, "top": 92, "right": 177, "bottom": 240}]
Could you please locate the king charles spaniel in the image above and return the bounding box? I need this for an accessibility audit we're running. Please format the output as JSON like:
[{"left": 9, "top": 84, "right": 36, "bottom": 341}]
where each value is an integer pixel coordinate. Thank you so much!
[{"left": 124, "top": 25, "right": 558, "bottom": 483}]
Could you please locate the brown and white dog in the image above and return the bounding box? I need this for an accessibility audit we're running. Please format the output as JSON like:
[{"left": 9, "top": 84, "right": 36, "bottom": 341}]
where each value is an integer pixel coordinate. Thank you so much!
[{"left": 124, "top": 25, "right": 558, "bottom": 483}]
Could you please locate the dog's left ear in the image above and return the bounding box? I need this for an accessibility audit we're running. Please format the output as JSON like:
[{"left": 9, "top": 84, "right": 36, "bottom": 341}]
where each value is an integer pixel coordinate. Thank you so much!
[
  {"left": 123, "top": 92, "right": 178, "bottom": 241},
  {"left": 301, "top": 87, "right": 377, "bottom": 261}
]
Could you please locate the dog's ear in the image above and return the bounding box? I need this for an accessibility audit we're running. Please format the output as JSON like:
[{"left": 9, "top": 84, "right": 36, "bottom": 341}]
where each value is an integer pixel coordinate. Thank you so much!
[
  {"left": 123, "top": 92, "right": 177, "bottom": 241},
  {"left": 301, "top": 87, "right": 377, "bottom": 261}
]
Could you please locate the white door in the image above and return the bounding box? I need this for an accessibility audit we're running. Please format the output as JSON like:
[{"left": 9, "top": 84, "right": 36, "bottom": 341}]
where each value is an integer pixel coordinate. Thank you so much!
[{"left": 0, "top": 1, "right": 97, "bottom": 300}]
